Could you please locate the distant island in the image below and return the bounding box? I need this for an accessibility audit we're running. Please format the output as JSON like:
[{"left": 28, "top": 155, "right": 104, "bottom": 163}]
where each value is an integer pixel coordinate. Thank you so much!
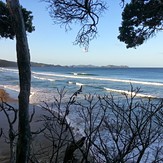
[
  {"left": 71, "top": 65, "right": 129, "bottom": 68},
  {"left": 0, "top": 59, "right": 128, "bottom": 68}
]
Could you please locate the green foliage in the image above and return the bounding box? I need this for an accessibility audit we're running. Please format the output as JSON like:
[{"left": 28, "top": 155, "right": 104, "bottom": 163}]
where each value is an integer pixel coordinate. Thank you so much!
[
  {"left": 118, "top": 0, "right": 163, "bottom": 48},
  {"left": 0, "top": 1, "right": 35, "bottom": 39}
]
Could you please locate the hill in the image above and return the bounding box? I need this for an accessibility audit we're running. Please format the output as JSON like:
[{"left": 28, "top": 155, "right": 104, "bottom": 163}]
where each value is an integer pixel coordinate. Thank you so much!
[
  {"left": 0, "top": 59, "right": 55, "bottom": 67},
  {"left": 0, "top": 59, "right": 17, "bottom": 67},
  {"left": 0, "top": 59, "right": 128, "bottom": 68}
]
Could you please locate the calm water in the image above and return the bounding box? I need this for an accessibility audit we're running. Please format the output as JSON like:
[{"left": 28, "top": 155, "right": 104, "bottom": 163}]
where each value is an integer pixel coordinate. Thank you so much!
[{"left": 0, "top": 67, "right": 163, "bottom": 103}]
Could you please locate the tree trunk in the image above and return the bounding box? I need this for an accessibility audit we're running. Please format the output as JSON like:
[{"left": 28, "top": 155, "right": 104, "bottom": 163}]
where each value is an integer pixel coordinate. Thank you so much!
[{"left": 6, "top": 0, "right": 31, "bottom": 162}]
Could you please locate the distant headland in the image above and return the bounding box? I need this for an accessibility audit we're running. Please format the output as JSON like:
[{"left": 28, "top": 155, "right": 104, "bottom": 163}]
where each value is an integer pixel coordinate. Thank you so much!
[{"left": 0, "top": 59, "right": 129, "bottom": 68}]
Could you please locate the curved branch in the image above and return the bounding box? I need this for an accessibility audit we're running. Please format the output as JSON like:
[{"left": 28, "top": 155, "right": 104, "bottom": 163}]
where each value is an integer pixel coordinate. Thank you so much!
[{"left": 44, "top": 0, "right": 107, "bottom": 48}]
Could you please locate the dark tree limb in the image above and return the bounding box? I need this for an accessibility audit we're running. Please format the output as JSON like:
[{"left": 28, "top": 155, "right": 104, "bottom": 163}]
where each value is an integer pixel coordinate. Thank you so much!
[
  {"left": 63, "top": 137, "right": 86, "bottom": 163},
  {"left": 44, "top": 0, "right": 107, "bottom": 49},
  {"left": 6, "top": 0, "right": 32, "bottom": 162}
]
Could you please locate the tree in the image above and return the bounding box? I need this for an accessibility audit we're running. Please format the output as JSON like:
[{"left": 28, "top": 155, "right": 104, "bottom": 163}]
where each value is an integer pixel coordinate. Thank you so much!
[
  {"left": 1, "top": 0, "right": 163, "bottom": 162},
  {"left": 18, "top": 87, "right": 163, "bottom": 162},
  {"left": 0, "top": 0, "right": 34, "bottom": 162},
  {"left": 0, "top": 1, "right": 34, "bottom": 39},
  {"left": 118, "top": 0, "right": 163, "bottom": 48},
  {"left": 1, "top": 0, "right": 107, "bottom": 162},
  {"left": 44, "top": 0, "right": 107, "bottom": 50}
]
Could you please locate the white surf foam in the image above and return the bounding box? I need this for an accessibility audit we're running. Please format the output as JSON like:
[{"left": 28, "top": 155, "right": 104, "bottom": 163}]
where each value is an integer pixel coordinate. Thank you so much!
[
  {"left": 33, "top": 75, "right": 55, "bottom": 82},
  {"left": 3, "top": 85, "right": 19, "bottom": 92},
  {"left": 0, "top": 67, "right": 18, "bottom": 73},
  {"left": 75, "top": 82, "right": 84, "bottom": 86},
  {"left": 32, "top": 71, "right": 163, "bottom": 87},
  {"left": 67, "top": 81, "right": 85, "bottom": 86},
  {"left": 104, "top": 87, "right": 157, "bottom": 99},
  {"left": 71, "top": 72, "right": 90, "bottom": 76},
  {"left": 68, "top": 81, "right": 73, "bottom": 84},
  {"left": 73, "top": 73, "right": 78, "bottom": 76}
]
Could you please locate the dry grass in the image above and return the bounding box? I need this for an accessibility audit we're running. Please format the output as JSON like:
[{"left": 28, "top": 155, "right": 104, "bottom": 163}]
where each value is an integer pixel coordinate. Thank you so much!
[{"left": 0, "top": 89, "right": 17, "bottom": 102}]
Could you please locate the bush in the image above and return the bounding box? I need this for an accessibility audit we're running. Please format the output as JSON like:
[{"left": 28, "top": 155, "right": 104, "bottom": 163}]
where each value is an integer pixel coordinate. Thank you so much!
[{"left": 0, "top": 87, "right": 163, "bottom": 162}]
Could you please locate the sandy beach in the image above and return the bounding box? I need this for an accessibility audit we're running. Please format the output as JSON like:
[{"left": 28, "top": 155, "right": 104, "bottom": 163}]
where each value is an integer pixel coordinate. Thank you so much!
[
  {"left": 0, "top": 89, "right": 68, "bottom": 163},
  {"left": 0, "top": 89, "right": 82, "bottom": 163}
]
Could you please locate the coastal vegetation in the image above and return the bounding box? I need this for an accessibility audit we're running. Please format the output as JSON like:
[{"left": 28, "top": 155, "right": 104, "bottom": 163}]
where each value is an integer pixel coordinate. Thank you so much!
[
  {"left": 0, "top": 1, "right": 34, "bottom": 39},
  {"left": 0, "top": 87, "right": 163, "bottom": 162},
  {"left": 118, "top": 0, "right": 163, "bottom": 48},
  {"left": 0, "top": 0, "right": 163, "bottom": 162}
]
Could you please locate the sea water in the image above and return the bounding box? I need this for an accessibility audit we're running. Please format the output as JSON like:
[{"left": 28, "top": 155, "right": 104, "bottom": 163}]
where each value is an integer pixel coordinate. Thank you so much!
[
  {"left": 1, "top": 67, "right": 163, "bottom": 103},
  {"left": 0, "top": 67, "right": 163, "bottom": 161}
]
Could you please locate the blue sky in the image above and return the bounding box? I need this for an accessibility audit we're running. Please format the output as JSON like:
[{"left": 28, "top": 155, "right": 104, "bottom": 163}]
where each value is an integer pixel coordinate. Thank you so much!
[{"left": 0, "top": 0, "right": 163, "bottom": 67}]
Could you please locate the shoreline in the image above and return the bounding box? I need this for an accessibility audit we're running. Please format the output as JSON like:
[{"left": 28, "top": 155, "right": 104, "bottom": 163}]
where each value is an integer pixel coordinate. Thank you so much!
[
  {"left": 0, "top": 88, "right": 85, "bottom": 162},
  {"left": 0, "top": 88, "right": 67, "bottom": 162}
]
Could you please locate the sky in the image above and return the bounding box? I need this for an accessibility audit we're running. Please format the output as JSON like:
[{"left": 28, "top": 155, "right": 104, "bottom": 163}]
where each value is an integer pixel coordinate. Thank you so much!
[{"left": 0, "top": 0, "right": 163, "bottom": 67}]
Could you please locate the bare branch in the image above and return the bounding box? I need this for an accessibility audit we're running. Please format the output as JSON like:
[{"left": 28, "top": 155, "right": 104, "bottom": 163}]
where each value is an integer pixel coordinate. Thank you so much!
[
  {"left": 44, "top": 0, "right": 107, "bottom": 49},
  {"left": 29, "top": 107, "right": 35, "bottom": 123},
  {"left": 0, "top": 128, "right": 2, "bottom": 137}
]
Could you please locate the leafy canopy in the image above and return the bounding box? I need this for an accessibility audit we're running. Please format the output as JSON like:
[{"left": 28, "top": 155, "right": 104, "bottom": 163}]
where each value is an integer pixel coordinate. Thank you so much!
[
  {"left": 118, "top": 0, "right": 163, "bottom": 48},
  {"left": 0, "top": 1, "right": 35, "bottom": 39},
  {"left": 1, "top": 0, "right": 162, "bottom": 48}
]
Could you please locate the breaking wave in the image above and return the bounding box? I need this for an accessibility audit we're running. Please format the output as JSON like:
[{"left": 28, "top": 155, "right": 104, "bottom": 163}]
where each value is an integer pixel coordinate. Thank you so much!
[
  {"left": 33, "top": 75, "right": 55, "bottom": 82},
  {"left": 69, "top": 72, "right": 96, "bottom": 76},
  {"left": 104, "top": 87, "right": 158, "bottom": 99},
  {"left": 32, "top": 71, "right": 163, "bottom": 87}
]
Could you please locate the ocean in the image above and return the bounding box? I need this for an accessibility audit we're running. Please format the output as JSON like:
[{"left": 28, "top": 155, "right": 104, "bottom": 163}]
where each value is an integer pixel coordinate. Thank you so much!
[
  {"left": 0, "top": 67, "right": 163, "bottom": 103},
  {"left": 1, "top": 66, "right": 163, "bottom": 162}
]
